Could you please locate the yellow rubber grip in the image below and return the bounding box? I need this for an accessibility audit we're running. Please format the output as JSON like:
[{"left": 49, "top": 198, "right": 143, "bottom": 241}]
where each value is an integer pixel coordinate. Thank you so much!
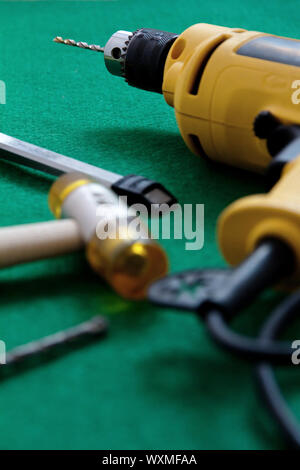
[{"left": 218, "top": 155, "right": 300, "bottom": 286}]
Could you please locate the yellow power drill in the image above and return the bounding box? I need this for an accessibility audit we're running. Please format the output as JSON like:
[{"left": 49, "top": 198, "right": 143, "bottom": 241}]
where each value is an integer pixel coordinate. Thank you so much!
[
  {"left": 56, "top": 24, "right": 300, "bottom": 173},
  {"left": 55, "top": 24, "right": 300, "bottom": 282}
]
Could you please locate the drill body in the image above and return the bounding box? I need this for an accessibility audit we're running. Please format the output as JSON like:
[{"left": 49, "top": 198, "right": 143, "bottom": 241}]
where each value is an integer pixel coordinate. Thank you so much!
[
  {"left": 162, "top": 24, "right": 300, "bottom": 173},
  {"left": 100, "top": 24, "right": 300, "bottom": 173},
  {"left": 59, "top": 23, "right": 300, "bottom": 173}
]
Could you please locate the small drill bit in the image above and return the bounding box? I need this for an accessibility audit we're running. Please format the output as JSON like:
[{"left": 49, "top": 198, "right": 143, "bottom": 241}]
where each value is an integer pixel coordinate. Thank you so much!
[
  {"left": 0, "top": 316, "right": 108, "bottom": 377},
  {"left": 54, "top": 36, "right": 104, "bottom": 53}
]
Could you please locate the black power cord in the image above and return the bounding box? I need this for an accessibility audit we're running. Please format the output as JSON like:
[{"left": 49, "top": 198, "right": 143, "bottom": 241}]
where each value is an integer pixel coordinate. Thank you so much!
[
  {"left": 149, "top": 237, "right": 296, "bottom": 364},
  {"left": 205, "top": 310, "right": 293, "bottom": 365},
  {"left": 254, "top": 292, "right": 300, "bottom": 448}
]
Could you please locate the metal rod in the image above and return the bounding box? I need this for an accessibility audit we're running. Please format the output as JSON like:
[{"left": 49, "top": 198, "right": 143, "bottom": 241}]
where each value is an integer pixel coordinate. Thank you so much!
[
  {"left": 2, "top": 315, "right": 108, "bottom": 370},
  {"left": 0, "top": 133, "right": 120, "bottom": 187}
]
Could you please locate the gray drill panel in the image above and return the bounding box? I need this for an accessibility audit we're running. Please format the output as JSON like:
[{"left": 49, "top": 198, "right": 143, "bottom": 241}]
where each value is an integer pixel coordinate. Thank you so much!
[{"left": 237, "top": 36, "right": 300, "bottom": 67}]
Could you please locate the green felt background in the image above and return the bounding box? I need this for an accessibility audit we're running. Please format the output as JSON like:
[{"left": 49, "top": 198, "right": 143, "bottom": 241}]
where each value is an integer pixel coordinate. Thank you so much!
[{"left": 0, "top": 0, "right": 299, "bottom": 450}]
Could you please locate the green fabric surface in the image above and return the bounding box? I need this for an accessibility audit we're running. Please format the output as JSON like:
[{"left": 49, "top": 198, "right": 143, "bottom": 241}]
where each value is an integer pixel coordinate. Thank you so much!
[{"left": 0, "top": 0, "right": 299, "bottom": 450}]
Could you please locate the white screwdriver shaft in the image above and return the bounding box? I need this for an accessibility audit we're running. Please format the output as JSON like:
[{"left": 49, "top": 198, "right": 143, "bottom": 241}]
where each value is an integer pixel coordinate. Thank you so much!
[{"left": 0, "top": 219, "right": 83, "bottom": 268}]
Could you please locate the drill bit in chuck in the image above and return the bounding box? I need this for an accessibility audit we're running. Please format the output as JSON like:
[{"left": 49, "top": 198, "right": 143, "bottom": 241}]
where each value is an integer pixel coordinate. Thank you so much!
[
  {"left": 54, "top": 31, "right": 133, "bottom": 78},
  {"left": 53, "top": 36, "right": 104, "bottom": 53}
]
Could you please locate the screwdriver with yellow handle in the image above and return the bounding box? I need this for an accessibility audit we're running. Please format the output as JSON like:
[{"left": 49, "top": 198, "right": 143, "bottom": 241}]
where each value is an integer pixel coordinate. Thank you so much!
[{"left": 0, "top": 172, "right": 168, "bottom": 300}]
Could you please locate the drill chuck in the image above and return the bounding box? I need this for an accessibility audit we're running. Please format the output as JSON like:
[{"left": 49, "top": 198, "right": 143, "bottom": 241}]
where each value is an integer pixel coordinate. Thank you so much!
[
  {"left": 103, "top": 30, "right": 132, "bottom": 77},
  {"left": 104, "top": 28, "right": 178, "bottom": 92}
]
